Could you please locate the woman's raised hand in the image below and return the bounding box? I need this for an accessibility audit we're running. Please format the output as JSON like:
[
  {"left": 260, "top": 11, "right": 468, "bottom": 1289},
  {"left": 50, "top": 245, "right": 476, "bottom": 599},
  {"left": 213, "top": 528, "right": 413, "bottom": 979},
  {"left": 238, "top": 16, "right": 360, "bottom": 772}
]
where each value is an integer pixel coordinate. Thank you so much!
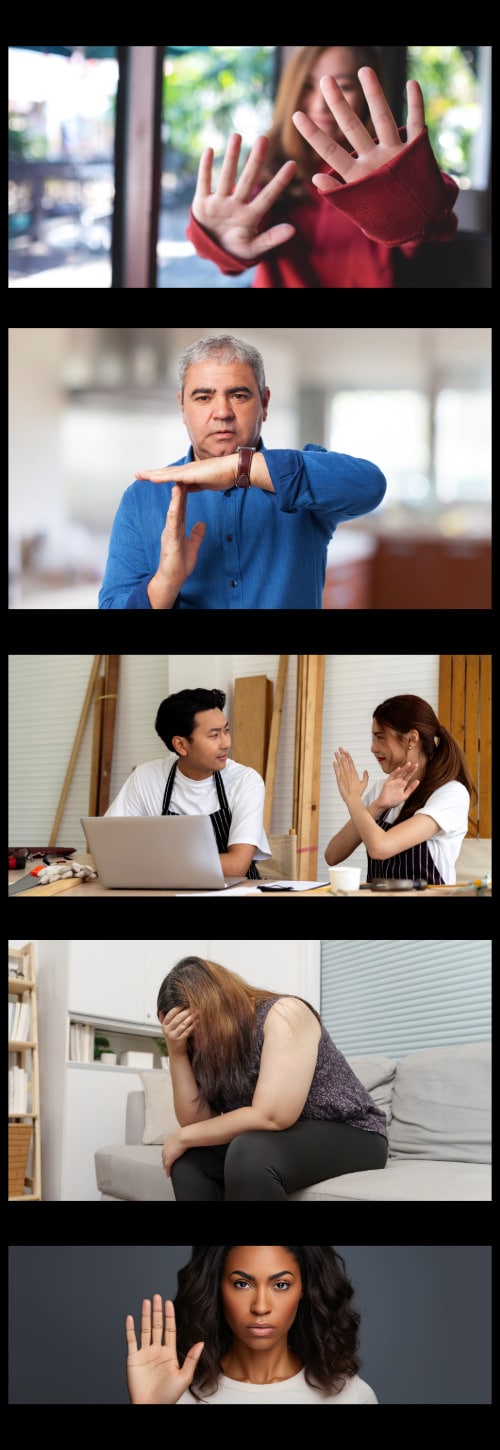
[
  {"left": 332, "top": 748, "right": 369, "bottom": 804},
  {"left": 375, "top": 762, "right": 420, "bottom": 810},
  {"left": 126, "top": 1296, "right": 204, "bottom": 1405},
  {"left": 160, "top": 1006, "right": 199, "bottom": 1058},
  {"left": 191, "top": 132, "right": 297, "bottom": 261},
  {"left": 293, "top": 68, "right": 426, "bottom": 193}
]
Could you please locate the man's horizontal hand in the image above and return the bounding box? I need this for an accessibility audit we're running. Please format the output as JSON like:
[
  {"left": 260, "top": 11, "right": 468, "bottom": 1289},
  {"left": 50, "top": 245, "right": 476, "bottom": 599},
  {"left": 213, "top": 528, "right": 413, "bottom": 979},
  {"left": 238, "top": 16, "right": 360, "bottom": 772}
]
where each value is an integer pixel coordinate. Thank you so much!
[
  {"left": 136, "top": 454, "right": 238, "bottom": 492},
  {"left": 136, "top": 451, "right": 274, "bottom": 494}
]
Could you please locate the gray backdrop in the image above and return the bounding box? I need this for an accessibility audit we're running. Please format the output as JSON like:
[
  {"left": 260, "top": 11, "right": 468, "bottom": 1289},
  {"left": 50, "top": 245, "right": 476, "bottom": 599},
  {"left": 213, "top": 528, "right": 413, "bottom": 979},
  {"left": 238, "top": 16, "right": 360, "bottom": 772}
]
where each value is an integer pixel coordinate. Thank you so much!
[{"left": 8, "top": 1244, "right": 491, "bottom": 1403}]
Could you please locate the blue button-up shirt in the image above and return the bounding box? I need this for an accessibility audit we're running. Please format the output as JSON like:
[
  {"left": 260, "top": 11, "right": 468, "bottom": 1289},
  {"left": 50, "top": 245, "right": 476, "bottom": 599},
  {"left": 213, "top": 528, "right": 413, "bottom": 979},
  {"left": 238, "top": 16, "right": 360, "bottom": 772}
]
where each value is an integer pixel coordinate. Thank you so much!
[{"left": 98, "top": 441, "right": 386, "bottom": 609}]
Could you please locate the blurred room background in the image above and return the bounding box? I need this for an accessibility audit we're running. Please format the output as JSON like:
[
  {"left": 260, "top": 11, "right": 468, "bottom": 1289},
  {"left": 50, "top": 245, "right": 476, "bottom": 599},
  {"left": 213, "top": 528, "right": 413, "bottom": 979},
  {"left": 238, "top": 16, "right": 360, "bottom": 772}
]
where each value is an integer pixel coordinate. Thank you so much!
[{"left": 8, "top": 326, "right": 491, "bottom": 609}]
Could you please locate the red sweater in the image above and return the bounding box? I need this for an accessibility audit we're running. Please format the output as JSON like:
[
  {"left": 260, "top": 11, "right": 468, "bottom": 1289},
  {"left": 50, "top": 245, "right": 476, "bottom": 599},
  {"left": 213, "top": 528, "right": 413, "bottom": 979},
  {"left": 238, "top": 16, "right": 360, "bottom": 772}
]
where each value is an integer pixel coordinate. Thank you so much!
[{"left": 187, "top": 128, "right": 458, "bottom": 289}]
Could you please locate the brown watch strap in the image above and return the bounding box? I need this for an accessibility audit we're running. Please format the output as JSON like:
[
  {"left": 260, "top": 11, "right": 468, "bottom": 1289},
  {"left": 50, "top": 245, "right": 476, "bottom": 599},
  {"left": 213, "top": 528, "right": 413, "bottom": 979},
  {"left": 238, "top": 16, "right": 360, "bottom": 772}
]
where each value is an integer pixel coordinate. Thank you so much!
[{"left": 235, "top": 446, "right": 256, "bottom": 488}]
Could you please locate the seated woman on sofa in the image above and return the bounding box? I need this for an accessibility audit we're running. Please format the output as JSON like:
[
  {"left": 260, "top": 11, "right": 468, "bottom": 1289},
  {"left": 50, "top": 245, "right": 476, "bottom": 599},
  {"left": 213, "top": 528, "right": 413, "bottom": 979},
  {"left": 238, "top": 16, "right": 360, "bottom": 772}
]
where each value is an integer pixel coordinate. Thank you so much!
[
  {"left": 325, "top": 694, "right": 477, "bottom": 885},
  {"left": 155, "top": 955, "right": 388, "bottom": 1202}
]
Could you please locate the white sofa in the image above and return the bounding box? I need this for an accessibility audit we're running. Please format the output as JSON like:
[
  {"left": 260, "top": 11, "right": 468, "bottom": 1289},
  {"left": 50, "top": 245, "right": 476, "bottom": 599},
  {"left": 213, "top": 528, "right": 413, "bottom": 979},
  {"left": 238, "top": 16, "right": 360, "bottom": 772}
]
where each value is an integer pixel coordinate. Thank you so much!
[{"left": 95, "top": 1041, "right": 491, "bottom": 1202}]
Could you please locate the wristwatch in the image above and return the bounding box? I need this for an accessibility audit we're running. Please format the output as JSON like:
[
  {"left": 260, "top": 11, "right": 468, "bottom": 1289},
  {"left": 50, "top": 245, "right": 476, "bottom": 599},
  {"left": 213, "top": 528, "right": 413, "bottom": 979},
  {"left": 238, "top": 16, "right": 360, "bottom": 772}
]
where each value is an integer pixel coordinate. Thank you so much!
[{"left": 235, "top": 446, "right": 256, "bottom": 488}]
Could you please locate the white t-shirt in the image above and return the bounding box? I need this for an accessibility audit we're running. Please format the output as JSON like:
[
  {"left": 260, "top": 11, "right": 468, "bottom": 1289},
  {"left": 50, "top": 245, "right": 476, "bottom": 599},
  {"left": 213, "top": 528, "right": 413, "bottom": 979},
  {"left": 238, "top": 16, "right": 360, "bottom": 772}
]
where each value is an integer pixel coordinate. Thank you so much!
[
  {"left": 177, "top": 1369, "right": 378, "bottom": 1405},
  {"left": 362, "top": 778, "right": 470, "bottom": 885},
  {"left": 105, "top": 755, "right": 271, "bottom": 861}
]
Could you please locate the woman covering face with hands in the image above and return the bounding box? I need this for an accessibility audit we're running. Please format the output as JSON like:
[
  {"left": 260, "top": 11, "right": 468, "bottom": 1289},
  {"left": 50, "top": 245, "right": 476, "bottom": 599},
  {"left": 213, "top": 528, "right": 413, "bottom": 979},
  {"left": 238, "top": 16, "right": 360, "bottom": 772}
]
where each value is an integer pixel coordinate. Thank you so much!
[
  {"left": 188, "top": 45, "right": 458, "bottom": 289},
  {"left": 154, "top": 955, "right": 387, "bottom": 1199}
]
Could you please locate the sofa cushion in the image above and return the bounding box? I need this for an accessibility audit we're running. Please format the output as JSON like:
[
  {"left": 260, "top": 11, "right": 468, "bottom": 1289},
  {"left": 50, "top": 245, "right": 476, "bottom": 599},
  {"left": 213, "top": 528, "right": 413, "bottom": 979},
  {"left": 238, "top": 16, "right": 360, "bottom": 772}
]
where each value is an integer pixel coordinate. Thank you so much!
[
  {"left": 140, "top": 1067, "right": 176, "bottom": 1143},
  {"left": 345, "top": 1054, "right": 397, "bottom": 1123},
  {"left": 289, "top": 1158, "right": 491, "bottom": 1201},
  {"left": 95, "top": 1143, "right": 173, "bottom": 1201},
  {"left": 388, "top": 1042, "right": 491, "bottom": 1162}
]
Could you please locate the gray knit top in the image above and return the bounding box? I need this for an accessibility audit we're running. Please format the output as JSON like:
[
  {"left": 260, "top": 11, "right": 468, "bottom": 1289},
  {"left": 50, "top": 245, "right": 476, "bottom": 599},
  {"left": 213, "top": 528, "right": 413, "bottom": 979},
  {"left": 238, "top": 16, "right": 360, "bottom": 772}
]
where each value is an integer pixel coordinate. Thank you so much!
[{"left": 218, "top": 996, "right": 388, "bottom": 1138}]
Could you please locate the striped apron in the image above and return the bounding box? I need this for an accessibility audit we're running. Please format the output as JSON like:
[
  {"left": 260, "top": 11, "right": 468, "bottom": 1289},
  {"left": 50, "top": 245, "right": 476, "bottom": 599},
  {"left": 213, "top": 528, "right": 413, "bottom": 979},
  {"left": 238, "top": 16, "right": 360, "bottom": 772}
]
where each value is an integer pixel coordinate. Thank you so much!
[
  {"left": 366, "top": 809, "right": 445, "bottom": 885},
  {"left": 162, "top": 762, "right": 261, "bottom": 880}
]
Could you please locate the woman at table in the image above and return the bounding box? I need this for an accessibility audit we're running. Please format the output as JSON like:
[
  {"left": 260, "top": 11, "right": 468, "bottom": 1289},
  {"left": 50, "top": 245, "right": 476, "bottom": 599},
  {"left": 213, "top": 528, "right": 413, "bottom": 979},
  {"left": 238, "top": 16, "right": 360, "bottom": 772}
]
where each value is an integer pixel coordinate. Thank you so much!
[
  {"left": 155, "top": 955, "right": 388, "bottom": 1200},
  {"left": 325, "top": 693, "right": 476, "bottom": 885}
]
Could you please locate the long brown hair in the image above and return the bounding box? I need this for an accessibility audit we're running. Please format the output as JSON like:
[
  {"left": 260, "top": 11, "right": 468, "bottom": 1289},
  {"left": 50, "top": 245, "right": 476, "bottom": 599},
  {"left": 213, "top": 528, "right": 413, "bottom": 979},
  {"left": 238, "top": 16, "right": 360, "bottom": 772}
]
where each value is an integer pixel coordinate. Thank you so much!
[
  {"left": 157, "top": 957, "right": 311, "bottom": 1111},
  {"left": 373, "top": 694, "right": 478, "bottom": 824},
  {"left": 264, "top": 45, "right": 387, "bottom": 196}
]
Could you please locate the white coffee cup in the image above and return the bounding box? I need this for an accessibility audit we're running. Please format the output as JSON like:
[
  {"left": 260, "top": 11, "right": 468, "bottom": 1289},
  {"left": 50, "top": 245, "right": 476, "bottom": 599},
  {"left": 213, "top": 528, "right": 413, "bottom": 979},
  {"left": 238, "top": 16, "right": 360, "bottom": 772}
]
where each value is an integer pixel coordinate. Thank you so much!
[{"left": 328, "top": 866, "right": 361, "bottom": 893}]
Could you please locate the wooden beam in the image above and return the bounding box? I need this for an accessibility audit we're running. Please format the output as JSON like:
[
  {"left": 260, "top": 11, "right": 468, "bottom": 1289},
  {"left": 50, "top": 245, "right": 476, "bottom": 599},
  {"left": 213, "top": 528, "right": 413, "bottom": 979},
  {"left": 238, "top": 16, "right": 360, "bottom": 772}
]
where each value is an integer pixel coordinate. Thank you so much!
[
  {"left": 49, "top": 656, "right": 102, "bottom": 845},
  {"left": 97, "top": 655, "right": 120, "bottom": 815},
  {"left": 295, "top": 655, "right": 326, "bottom": 879},
  {"left": 264, "top": 655, "right": 288, "bottom": 835}
]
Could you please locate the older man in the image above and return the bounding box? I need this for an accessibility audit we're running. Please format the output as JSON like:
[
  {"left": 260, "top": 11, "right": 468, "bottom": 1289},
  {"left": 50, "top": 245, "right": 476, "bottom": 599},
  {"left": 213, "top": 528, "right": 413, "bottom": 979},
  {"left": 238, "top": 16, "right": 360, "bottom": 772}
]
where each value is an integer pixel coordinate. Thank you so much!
[{"left": 98, "top": 333, "right": 386, "bottom": 609}]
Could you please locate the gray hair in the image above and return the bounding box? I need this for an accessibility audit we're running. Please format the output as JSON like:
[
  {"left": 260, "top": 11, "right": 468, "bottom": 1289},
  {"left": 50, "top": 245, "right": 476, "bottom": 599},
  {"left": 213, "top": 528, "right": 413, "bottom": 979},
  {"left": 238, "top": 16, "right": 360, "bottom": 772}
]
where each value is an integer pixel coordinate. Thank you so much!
[{"left": 178, "top": 334, "right": 267, "bottom": 399}]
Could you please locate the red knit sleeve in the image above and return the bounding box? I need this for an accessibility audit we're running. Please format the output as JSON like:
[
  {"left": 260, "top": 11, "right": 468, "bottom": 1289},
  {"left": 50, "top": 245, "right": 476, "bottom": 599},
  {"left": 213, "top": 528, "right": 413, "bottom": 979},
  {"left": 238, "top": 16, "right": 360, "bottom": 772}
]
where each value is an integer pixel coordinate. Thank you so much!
[
  {"left": 186, "top": 210, "right": 249, "bottom": 275},
  {"left": 321, "top": 129, "right": 458, "bottom": 246}
]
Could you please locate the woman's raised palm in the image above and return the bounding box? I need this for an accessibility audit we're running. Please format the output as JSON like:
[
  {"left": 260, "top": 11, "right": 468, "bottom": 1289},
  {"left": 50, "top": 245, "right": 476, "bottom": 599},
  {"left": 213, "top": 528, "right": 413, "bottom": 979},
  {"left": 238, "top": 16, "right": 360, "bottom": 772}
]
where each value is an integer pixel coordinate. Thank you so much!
[
  {"left": 376, "top": 763, "right": 420, "bottom": 810},
  {"left": 126, "top": 1296, "right": 204, "bottom": 1405},
  {"left": 192, "top": 132, "right": 297, "bottom": 261}
]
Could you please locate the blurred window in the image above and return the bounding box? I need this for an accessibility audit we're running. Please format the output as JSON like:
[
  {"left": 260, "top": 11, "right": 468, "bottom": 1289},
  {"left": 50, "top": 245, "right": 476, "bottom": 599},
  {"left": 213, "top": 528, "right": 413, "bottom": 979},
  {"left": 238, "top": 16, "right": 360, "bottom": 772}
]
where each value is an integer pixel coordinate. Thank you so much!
[
  {"left": 9, "top": 46, "right": 117, "bottom": 288},
  {"left": 435, "top": 390, "right": 491, "bottom": 503},
  {"left": 330, "top": 391, "right": 431, "bottom": 506},
  {"left": 330, "top": 386, "right": 491, "bottom": 508},
  {"left": 158, "top": 45, "right": 276, "bottom": 288},
  {"left": 407, "top": 46, "right": 488, "bottom": 190}
]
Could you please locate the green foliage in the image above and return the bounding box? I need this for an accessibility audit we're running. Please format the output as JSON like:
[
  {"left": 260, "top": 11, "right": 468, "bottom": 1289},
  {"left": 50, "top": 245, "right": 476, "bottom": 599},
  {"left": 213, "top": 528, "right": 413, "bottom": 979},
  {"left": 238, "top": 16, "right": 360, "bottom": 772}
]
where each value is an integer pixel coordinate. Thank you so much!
[
  {"left": 164, "top": 45, "right": 275, "bottom": 178},
  {"left": 406, "top": 46, "right": 479, "bottom": 179}
]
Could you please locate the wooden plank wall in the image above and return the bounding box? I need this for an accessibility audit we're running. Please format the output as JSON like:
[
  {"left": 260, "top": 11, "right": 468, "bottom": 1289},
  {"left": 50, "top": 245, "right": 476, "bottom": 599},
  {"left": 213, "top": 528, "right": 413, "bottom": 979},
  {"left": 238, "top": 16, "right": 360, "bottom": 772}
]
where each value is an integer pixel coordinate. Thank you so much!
[{"left": 439, "top": 654, "right": 491, "bottom": 836}]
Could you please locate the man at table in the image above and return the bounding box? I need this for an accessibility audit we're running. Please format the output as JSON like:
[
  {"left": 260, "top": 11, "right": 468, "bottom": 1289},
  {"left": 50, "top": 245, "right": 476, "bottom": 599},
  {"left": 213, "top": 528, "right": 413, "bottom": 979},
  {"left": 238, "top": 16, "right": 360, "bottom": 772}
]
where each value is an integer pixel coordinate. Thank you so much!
[
  {"left": 98, "top": 332, "right": 386, "bottom": 609},
  {"left": 105, "top": 686, "right": 271, "bottom": 880}
]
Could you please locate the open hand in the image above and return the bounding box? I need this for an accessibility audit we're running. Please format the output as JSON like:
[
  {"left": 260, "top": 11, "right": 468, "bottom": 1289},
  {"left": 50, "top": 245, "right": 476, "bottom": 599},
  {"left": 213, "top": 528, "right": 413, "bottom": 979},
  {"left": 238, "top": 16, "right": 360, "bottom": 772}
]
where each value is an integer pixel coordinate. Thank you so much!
[
  {"left": 126, "top": 1296, "right": 204, "bottom": 1405},
  {"left": 374, "top": 762, "right": 420, "bottom": 811},
  {"left": 191, "top": 132, "right": 297, "bottom": 261},
  {"left": 159, "top": 1006, "right": 199, "bottom": 1059},
  {"left": 293, "top": 67, "right": 426, "bottom": 193},
  {"left": 136, "top": 453, "right": 239, "bottom": 492},
  {"left": 147, "top": 484, "right": 205, "bottom": 608},
  {"left": 333, "top": 748, "right": 369, "bottom": 805}
]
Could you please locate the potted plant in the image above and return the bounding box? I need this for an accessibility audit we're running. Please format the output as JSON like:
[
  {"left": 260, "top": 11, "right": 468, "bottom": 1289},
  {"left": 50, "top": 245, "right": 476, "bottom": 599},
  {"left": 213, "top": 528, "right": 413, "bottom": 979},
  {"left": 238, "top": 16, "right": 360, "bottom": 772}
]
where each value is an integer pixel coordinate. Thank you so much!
[
  {"left": 155, "top": 1036, "right": 170, "bottom": 1069},
  {"left": 94, "top": 1034, "right": 116, "bottom": 1065}
]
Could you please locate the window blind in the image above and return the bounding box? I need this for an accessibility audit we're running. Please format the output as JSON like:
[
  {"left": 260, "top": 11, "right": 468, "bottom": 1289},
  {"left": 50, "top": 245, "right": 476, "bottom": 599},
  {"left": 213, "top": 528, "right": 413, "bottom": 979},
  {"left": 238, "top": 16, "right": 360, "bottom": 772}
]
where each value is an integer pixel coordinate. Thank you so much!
[{"left": 320, "top": 938, "right": 491, "bottom": 1057}]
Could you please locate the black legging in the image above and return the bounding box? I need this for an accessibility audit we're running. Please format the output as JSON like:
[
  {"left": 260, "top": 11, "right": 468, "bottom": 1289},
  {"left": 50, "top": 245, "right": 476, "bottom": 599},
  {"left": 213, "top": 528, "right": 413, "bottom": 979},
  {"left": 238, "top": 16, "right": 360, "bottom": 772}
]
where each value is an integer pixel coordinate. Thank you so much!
[{"left": 170, "top": 1121, "right": 388, "bottom": 1201}]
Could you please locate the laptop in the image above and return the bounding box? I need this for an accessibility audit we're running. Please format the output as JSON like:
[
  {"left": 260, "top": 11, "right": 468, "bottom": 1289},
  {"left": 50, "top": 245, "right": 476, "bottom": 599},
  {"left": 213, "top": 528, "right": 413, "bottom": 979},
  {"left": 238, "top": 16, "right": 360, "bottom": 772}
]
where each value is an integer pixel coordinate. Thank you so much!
[{"left": 80, "top": 815, "right": 247, "bottom": 890}]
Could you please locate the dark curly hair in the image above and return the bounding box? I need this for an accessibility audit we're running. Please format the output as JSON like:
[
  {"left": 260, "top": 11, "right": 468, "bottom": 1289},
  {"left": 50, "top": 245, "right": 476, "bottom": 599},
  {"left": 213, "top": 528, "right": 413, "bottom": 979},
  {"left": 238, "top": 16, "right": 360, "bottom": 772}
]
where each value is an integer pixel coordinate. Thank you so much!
[{"left": 175, "top": 1245, "right": 361, "bottom": 1400}]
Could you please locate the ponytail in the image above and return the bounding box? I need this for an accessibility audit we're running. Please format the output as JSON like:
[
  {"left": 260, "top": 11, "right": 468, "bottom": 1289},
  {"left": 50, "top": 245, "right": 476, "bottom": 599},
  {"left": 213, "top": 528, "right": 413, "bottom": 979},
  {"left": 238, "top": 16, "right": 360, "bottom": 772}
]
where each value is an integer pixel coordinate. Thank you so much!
[{"left": 373, "top": 694, "right": 478, "bottom": 823}]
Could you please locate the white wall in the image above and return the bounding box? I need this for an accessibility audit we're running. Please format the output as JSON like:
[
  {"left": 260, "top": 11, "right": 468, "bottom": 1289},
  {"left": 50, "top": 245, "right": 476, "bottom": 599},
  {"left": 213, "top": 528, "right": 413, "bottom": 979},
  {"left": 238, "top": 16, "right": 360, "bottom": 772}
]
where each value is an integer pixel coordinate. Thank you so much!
[{"left": 9, "top": 655, "right": 169, "bottom": 849}]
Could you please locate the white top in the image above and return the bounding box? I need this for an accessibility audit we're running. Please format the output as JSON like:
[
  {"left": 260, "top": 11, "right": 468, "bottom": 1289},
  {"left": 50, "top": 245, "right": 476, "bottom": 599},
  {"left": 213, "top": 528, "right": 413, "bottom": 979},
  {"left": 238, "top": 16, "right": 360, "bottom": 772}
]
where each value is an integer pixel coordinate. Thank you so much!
[
  {"left": 363, "top": 778, "right": 470, "bottom": 885},
  {"left": 177, "top": 1369, "right": 378, "bottom": 1405},
  {"left": 105, "top": 755, "right": 271, "bottom": 861}
]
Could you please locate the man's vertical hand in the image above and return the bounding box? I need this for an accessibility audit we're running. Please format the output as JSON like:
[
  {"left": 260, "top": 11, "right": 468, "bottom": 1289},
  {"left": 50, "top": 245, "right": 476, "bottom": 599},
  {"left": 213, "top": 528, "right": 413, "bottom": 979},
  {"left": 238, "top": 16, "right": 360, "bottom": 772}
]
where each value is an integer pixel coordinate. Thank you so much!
[{"left": 147, "top": 485, "right": 206, "bottom": 609}]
